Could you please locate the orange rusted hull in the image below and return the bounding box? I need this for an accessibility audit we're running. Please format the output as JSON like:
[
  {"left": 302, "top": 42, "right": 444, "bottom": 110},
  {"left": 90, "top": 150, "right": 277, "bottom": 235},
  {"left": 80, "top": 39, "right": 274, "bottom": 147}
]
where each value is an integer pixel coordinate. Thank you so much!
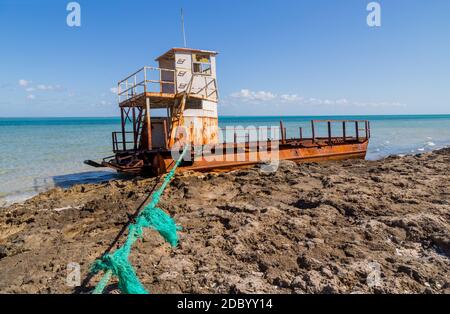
[
  {"left": 100, "top": 137, "right": 369, "bottom": 175},
  {"left": 173, "top": 139, "right": 369, "bottom": 173}
]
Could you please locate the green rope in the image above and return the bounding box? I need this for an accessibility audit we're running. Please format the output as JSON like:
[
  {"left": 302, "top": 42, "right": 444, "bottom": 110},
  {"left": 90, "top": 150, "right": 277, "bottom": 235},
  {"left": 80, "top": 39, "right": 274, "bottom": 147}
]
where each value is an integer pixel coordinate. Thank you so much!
[{"left": 91, "top": 146, "right": 188, "bottom": 294}]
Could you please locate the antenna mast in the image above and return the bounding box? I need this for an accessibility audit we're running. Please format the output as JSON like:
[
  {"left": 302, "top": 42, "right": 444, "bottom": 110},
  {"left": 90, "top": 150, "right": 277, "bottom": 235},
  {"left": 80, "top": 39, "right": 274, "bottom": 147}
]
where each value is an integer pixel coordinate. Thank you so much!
[{"left": 181, "top": 8, "right": 187, "bottom": 48}]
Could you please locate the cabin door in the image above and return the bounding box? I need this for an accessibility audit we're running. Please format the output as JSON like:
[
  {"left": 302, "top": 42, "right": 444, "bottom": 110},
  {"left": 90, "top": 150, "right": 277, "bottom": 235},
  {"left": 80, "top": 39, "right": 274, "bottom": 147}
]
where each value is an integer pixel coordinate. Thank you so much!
[{"left": 150, "top": 118, "right": 169, "bottom": 149}]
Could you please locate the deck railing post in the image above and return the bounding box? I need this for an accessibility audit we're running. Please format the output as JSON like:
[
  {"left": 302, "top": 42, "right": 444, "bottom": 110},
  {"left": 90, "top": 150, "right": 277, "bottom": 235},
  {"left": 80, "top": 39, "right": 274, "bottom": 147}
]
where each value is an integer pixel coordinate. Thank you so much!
[
  {"left": 343, "top": 121, "right": 346, "bottom": 142},
  {"left": 144, "top": 67, "right": 147, "bottom": 93},
  {"left": 355, "top": 121, "right": 359, "bottom": 142},
  {"left": 163, "top": 119, "right": 168, "bottom": 149},
  {"left": 132, "top": 107, "right": 137, "bottom": 151},
  {"left": 311, "top": 121, "right": 315, "bottom": 143},
  {"left": 146, "top": 97, "right": 152, "bottom": 150},
  {"left": 280, "top": 121, "right": 285, "bottom": 144},
  {"left": 299, "top": 127, "right": 303, "bottom": 141},
  {"left": 112, "top": 132, "right": 114, "bottom": 152},
  {"left": 327, "top": 121, "right": 332, "bottom": 144},
  {"left": 368, "top": 121, "right": 371, "bottom": 138},
  {"left": 365, "top": 121, "right": 368, "bottom": 139},
  {"left": 160, "top": 68, "right": 162, "bottom": 93},
  {"left": 120, "top": 108, "right": 126, "bottom": 151}
]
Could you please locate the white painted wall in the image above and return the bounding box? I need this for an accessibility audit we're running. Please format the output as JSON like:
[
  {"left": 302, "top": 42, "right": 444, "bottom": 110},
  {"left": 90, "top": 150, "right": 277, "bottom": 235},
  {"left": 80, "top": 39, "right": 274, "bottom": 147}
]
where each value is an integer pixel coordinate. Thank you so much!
[
  {"left": 171, "top": 52, "right": 218, "bottom": 97},
  {"left": 174, "top": 52, "right": 192, "bottom": 93}
]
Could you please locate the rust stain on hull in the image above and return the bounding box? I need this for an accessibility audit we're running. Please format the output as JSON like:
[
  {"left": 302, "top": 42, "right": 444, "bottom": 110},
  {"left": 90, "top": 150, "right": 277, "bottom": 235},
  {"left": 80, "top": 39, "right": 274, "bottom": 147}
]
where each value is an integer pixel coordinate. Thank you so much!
[
  {"left": 101, "top": 137, "right": 369, "bottom": 175},
  {"left": 176, "top": 140, "right": 369, "bottom": 173}
]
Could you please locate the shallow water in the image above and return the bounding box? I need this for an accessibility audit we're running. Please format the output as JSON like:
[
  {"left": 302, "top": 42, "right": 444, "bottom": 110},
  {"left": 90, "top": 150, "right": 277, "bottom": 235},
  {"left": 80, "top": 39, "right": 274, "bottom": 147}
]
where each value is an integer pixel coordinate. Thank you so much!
[{"left": 0, "top": 115, "right": 449, "bottom": 205}]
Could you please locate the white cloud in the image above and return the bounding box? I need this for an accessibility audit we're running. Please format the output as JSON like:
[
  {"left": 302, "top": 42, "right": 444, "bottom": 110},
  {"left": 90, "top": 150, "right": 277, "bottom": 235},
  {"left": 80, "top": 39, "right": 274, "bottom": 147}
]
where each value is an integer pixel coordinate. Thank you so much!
[
  {"left": 36, "top": 84, "right": 62, "bottom": 91},
  {"left": 229, "top": 89, "right": 406, "bottom": 108},
  {"left": 231, "top": 89, "right": 276, "bottom": 103},
  {"left": 18, "top": 80, "right": 63, "bottom": 93},
  {"left": 17, "top": 80, "right": 66, "bottom": 103},
  {"left": 335, "top": 98, "right": 349, "bottom": 105},
  {"left": 280, "top": 94, "right": 304, "bottom": 102},
  {"left": 110, "top": 87, "right": 118, "bottom": 94},
  {"left": 19, "top": 79, "right": 30, "bottom": 87}
]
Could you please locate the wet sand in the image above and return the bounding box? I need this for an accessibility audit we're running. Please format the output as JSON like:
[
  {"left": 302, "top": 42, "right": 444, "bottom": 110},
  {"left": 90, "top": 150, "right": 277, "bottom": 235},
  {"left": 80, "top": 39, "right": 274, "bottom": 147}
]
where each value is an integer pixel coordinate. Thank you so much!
[{"left": 0, "top": 148, "right": 449, "bottom": 294}]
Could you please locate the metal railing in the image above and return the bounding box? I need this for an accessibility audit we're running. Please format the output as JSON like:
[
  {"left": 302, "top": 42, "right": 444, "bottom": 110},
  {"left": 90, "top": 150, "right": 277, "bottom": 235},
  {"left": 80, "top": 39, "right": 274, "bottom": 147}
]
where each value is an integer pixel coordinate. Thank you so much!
[
  {"left": 112, "top": 131, "right": 136, "bottom": 152},
  {"left": 189, "top": 75, "right": 219, "bottom": 100},
  {"left": 117, "top": 66, "right": 219, "bottom": 103},
  {"left": 310, "top": 120, "right": 370, "bottom": 144},
  {"left": 118, "top": 67, "right": 176, "bottom": 103},
  {"left": 276, "top": 120, "right": 370, "bottom": 145}
]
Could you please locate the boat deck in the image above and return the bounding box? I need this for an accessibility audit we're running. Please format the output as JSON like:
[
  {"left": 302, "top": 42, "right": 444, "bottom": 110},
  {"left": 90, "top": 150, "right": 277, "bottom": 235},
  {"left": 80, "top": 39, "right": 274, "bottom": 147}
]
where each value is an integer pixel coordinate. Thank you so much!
[{"left": 118, "top": 92, "right": 211, "bottom": 108}]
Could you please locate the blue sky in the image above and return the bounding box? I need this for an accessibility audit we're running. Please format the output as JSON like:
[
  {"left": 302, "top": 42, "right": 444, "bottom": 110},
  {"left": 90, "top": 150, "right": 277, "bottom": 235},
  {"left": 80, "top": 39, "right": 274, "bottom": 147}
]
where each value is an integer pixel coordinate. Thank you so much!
[{"left": 0, "top": 0, "right": 449, "bottom": 117}]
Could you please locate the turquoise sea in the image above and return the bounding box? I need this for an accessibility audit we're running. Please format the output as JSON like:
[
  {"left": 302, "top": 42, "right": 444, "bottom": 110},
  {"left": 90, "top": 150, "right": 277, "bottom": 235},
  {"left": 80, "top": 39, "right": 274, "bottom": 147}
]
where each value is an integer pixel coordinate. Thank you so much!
[{"left": 1, "top": 115, "right": 449, "bottom": 206}]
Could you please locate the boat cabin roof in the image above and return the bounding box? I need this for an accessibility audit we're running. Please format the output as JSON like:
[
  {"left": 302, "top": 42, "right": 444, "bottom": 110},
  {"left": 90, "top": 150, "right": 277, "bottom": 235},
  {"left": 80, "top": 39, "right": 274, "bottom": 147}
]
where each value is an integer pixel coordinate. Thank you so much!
[{"left": 155, "top": 47, "right": 219, "bottom": 61}]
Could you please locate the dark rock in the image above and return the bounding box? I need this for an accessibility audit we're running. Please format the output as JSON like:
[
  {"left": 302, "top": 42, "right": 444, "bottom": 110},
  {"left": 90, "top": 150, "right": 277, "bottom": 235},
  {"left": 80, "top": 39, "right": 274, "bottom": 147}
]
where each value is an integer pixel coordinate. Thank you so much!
[{"left": 0, "top": 245, "right": 7, "bottom": 259}]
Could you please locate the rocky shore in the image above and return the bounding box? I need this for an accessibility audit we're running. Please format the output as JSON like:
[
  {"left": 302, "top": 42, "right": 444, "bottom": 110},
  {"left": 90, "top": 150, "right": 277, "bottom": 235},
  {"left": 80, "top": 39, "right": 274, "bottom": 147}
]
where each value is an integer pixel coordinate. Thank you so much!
[{"left": 0, "top": 148, "right": 449, "bottom": 294}]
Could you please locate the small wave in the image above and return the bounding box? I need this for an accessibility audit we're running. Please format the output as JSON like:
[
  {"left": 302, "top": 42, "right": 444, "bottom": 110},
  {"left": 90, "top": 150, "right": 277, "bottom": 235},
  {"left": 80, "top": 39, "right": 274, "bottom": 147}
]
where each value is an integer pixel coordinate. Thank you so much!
[
  {"left": 426, "top": 141, "right": 436, "bottom": 147},
  {"left": 0, "top": 191, "right": 38, "bottom": 208}
]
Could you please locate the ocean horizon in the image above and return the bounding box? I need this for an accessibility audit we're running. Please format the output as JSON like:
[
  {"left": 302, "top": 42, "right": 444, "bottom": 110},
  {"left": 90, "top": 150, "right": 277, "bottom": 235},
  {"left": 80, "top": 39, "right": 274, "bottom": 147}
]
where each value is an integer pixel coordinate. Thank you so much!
[{"left": 1, "top": 114, "right": 450, "bottom": 206}]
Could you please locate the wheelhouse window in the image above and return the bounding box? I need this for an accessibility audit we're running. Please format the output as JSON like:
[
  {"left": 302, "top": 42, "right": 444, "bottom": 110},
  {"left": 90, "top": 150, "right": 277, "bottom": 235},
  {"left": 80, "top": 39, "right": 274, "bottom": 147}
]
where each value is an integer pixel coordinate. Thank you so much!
[{"left": 192, "top": 54, "right": 212, "bottom": 75}]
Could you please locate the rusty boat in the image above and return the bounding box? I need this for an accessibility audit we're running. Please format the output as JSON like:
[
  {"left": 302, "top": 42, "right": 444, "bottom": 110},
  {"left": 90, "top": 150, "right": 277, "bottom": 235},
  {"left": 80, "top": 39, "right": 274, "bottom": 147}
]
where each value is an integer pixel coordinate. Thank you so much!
[{"left": 85, "top": 47, "right": 370, "bottom": 175}]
